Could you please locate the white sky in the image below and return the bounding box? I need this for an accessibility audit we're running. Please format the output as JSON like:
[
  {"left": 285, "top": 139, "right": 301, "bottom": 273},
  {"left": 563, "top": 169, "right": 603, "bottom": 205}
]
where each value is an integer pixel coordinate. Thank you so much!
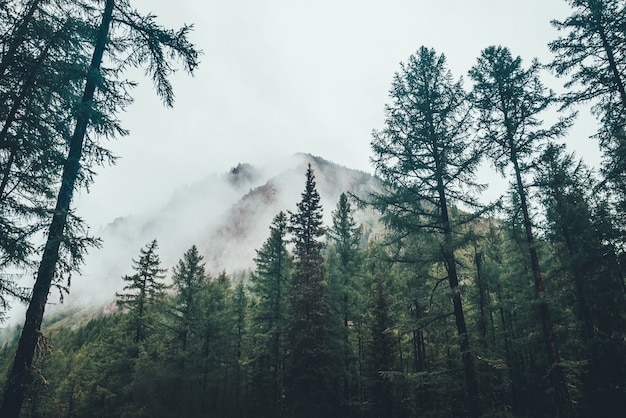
[{"left": 75, "top": 0, "right": 601, "bottom": 229}]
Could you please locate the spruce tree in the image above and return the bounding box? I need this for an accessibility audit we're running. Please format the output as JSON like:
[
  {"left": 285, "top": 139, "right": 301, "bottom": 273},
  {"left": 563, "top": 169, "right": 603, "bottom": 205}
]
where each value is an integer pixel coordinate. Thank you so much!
[
  {"left": 363, "top": 242, "right": 401, "bottom": 418},
  {"left": 327, "top": 192, "right": 363, "bottom": 414},
  {"left": 116, "top": 239, "right": 167, "bottom": 345},
  {"left": 249, "top": 211, "right": 291, "bottom": 417},
  {"left": 198, "top": 271, "right": 233, "bottom": 414},
  {"left": 285, "top": 163, "right": 339, "bottom": 417},
  {"left": 170, "top": 245, "right": 207, "bottom": 355}
]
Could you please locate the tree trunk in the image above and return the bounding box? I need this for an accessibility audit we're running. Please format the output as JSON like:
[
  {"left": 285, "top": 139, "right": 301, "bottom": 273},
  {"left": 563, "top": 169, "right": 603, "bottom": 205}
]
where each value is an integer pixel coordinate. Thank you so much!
[
  {"left": 0, "top": 0, "right": 42, "bottom": 78},
  {"left": 511, "top": 153, "right": 574, "bottom": 418},
  {"left": 0, "top": 40, "right": 53, "bottom": 200},
  {"left": 439, "top": 187, "right": 482, "bottom": 417},
  {"left": 590, "top": 0, "right": 626, "bottom": 110},
  {"left": 474, "top": 245, "right": 489, "bottom": 346},
  {"left": 0, "top": 2, "right": 114, "bottom": 416}
]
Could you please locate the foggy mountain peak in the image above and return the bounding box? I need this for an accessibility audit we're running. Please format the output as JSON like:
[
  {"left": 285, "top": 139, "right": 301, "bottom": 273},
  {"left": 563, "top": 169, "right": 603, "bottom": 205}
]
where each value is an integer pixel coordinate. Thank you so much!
[
  {"left": 62, "top": 153, "right": 380, "bottom": 309},
  {"left": 226, "top": 162, "right": 264, "bottom": 190}
]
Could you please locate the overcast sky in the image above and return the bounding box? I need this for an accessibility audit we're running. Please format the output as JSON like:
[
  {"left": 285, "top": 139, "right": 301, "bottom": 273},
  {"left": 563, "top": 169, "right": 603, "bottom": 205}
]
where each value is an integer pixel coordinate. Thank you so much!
[{"left": 75, "top": 0, "right": 601, "bottom": 229}]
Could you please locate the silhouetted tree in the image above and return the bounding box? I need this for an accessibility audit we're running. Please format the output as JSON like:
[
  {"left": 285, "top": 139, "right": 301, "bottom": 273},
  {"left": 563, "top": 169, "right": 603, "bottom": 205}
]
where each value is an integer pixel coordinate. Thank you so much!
[{"left": 0, "top": 0, "right": 93, "bottom": 291}]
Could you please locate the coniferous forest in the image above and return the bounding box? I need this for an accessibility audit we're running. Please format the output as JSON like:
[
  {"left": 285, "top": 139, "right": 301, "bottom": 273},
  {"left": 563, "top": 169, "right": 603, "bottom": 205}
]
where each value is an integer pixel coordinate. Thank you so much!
[{"left": 1, "top": 0, "right": 626, "bottom": 417}]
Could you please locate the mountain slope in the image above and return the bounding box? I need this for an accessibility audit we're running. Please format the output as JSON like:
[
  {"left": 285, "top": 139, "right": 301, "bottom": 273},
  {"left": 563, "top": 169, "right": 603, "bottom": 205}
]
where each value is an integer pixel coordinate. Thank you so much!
[
  {"left": 203, "top": 154, "right": 381, "bottom": 273},
  {"left": 59, "top": 154, "right": 381, "bottom": 310}
]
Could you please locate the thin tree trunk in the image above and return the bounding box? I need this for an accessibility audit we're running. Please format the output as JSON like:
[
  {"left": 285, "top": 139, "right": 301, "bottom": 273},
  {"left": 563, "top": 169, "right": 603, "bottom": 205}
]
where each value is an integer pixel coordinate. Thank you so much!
[
  {"left": 0, "top": 2, "right": 114, "bottom": 416},
  {"left": 274, "top": 246, "right": 283, "bottom": 415},
  {"left": 511, "top": 154, "right": 574, "bottom": 418},
  {"left": 436, "top": 173, "right": 482, "bottom": 418},
  {"left": 474, "top": 245, "right": 489, "bottom": 346},
  {"left": 590, "top": 0, "right": 626, "bottom": 110},
  {"left": 0, "top": 39, "right": 53, "bottom": 200},
  {"left": 0, "top": 146, "right": 16, "bottom": 201},
  {"left": 0, "top": 0, "right": 42, "bottom": 78}
]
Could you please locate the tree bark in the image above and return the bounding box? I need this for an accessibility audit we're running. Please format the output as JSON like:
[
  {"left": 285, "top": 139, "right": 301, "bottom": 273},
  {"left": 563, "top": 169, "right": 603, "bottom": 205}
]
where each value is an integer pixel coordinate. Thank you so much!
[
  {"left": 511, "top": 153, "right": 574, "bottom": 418},
  {"left": 0, "top": 1, "right": 114, "bottom": 416},
  {"left": 0, "top": 0, "right": 42, "bottom": 78},
  {"left": 0, "top": 40, "right": 53, "bottom": 200},
  {"left": 437, "top": 178, "right": 482, "bottom": 417},
  {"left": 589, "top": 0, "right": 626, "bottom": 110}
]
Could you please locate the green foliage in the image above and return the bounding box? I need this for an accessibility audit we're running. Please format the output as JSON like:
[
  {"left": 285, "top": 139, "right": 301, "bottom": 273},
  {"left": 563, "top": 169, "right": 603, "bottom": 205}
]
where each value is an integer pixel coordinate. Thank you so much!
[
  {"left": 371, "top": 47, "right": 484, "bottom": 235},
  {"left": 116, "top": 239, "right": 167, "bottom": 345},
  {"left": 169, "top": 244, "right": 207, "bottom": 353},
  {"left": 0, "top": 0, "right": 93, "bottom": 271},
  {"left": 285, "top": 164, "right": 341, "bottom": 417},
  {"left": 470, "top": 46, "right": 576, "bottom": 417},
  {"left": 535, "top": 143, "right": 626, "bottom": 415},
  {"left": 549, "top": 0, "right": 626, "bottom": 200},
  {"left": 2, "top": 2, "right": 626, "bottom": 417},
  {"left": 248, "top": 211, "right": 291, "bottom": 417},
  {"left": 371, "top": 46, "right": 483, "bottom": 417},
  {"left": 326, "top": 193, "right": 365, "bottom": 416},
  {"left": 1, "top": 2, "right": 199, "bottom": 414},
  {"left": 363, "top": 243, "right": 405, "bottom": 417}
]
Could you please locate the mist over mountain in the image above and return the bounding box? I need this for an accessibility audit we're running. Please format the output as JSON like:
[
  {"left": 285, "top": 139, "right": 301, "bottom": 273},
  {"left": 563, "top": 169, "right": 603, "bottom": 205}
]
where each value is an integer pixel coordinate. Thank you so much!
[
  {"left": 48, "top": 153, "right": 381, "bottom": 315},
  {"left": 203, "top": 154, "right": 381, "bottom": 274}
]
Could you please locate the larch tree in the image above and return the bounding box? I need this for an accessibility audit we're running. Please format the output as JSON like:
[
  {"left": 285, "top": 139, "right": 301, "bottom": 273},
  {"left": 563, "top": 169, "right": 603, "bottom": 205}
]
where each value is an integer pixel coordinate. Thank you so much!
[
  {"left": 0, "top": 0, "right": 93, "bottom": 273},
  {"left": 549, "top": 0, "right": 626, "bottom": 204},
  {"left": 370, "top": 46, "right": 483, "bottom": 418},
  {"left": 286, "top": 163, "right": 339, "bottom": 418},
  {"left": 0, "top": 0, "right": 199, "bottom": 416},
  {"left": 469, "top": 45, "right": 575, "bottom": 418}
]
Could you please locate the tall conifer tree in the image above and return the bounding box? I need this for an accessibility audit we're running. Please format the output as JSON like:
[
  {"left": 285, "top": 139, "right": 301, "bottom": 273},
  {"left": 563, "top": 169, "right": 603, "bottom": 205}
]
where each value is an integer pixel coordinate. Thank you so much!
[
  {"left": 549, "top": 0, "right": 626, "bottom": 203},
  {"left": 327, "top": 192, "right": 363, "bottom": 414},
  {"left": 286, "top": 163, "right": 338, "bottom": 417},
  {"left": 1, "top": 1, "right": 198, "bottom": 415},
  {"left": 249, "top": 211, "right": 291, "bottom": 417},
  {"left": 535, "top": 143, "right": 626, "bottom": 415},
  {"left": 469, "top": 45, "right": 575, "bottom": 418},
  {"left": 371, "top": 46, "right": 483, "bottom": 417},
  {"left": 170, "top": 245, "right": 207, "bottom": 356},
  {"left": 0, "top": 0, "right": 83, "bottom": 266},
  {"left": 116, "top": 239, "right": 167, "bottom": 345}
]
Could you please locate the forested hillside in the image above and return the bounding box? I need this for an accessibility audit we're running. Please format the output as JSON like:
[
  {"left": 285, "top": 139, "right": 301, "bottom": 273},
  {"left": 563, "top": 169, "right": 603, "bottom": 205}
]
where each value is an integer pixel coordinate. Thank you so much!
[{"left": 1, "top": 1, "right": 626, "bottom": 417}]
